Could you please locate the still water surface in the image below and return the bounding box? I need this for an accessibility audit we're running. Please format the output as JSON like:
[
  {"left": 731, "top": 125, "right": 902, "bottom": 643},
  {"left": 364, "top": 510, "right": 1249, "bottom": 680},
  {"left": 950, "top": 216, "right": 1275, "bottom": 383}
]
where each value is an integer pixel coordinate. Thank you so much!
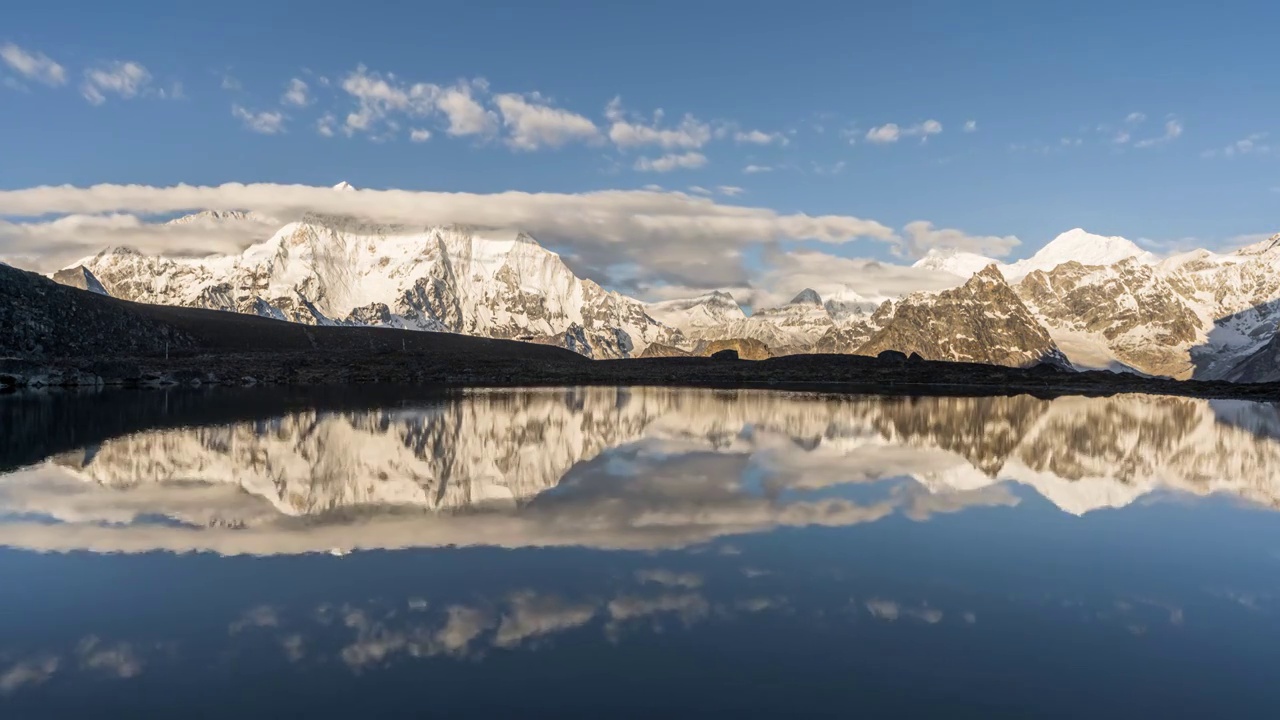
[{"left": 2, "top": 387, "right": 1280, "bottom": 718}]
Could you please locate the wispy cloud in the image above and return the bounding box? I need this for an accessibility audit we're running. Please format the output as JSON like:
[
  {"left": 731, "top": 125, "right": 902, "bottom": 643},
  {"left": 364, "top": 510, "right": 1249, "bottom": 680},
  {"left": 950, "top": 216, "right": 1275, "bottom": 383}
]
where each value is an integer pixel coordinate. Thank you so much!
[
  {"left": 0, "top": 43, "right": 66, "bottom": 86},
  {"left": 605, "top": 97, "right": 711, "bottom": 150},
  {"left": 963, "top": 120, "right": 977, "bottom": 133},
  {"left": 232, "top": 104, "right": 286, "bottom": 134},
  {"left": 1134, "top": 119, "right": 1183, "bottom": 149},
  {"left": 281, "top": 78, "right": 311, "bottom": 107},
  {"left": 634, "top": 151, "right": 707, "bottom": 172},
  {"left": 494, "top": 92, "right": 600, "bottom": 150},
  {"left": 865, "top": 119, "right": 942, "bottom": 144},
  {"left": 1202, "top": 132, "right": 1271, "bottom": 158},
  {"left": 742, "top": 164, "right": 773, "bottom": 174},
  {"left": 733, "top": 129, "right": 787, "bottom": 146},
  {"left": 81, "top": 61, "right": 152, "bottom": 105}
]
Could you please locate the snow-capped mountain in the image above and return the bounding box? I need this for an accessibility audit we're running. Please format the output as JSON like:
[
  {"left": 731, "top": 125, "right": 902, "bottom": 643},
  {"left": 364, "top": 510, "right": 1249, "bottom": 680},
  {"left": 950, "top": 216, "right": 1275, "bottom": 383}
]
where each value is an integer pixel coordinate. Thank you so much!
[
  {"left": 917, "top": 229, "right": 1158, "bottom": 283},
  {"left": 71, "top": 190, "right": 680, "bottom": 358},
  {"left": 646, "top": 291, "right": 747, "bottom": 337},
  {"left": 1003, "top": 228, "right": 1157, "bottom": 281},
  {"left": 912, "top": 248, "right": 1003, "bottom": 279},
  {"left": 899, "top": 228, "right": 1280, "bottom": 377},
  {"left": 41, "top": 204, "right": 1280, "bottom": 376},
  {"left": 8, "top": 389, "right": 1280, "bottom": 555},
  {"left": 1014, "top": 233, "right": 1280, "bottom": 378}
]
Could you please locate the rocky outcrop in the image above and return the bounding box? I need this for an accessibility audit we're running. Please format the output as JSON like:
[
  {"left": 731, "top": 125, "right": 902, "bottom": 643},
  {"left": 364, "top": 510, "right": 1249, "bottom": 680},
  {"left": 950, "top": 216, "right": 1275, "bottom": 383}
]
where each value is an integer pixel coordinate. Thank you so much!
[
  {"left": 1, "top": 263, "right": 196, "bottom": 358},
  {"left": 858, "top": 265, "right": 1069, "bottom": 368},
  {"left": 50, "top": 265, "right": 108, "bottom": 295},
  {"left": 702, "top": 338, "right": 772, "bottom": 360},
  {"left": 639, "top": 343, "right": 692, "bottom": 358}
]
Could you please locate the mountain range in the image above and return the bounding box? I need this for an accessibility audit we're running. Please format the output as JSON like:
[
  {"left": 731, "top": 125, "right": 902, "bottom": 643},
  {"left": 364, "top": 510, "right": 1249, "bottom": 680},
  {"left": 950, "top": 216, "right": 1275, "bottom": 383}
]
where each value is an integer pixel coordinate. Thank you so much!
[{"left": 47, "top": 183, "right": 1280, "bottom": 379}]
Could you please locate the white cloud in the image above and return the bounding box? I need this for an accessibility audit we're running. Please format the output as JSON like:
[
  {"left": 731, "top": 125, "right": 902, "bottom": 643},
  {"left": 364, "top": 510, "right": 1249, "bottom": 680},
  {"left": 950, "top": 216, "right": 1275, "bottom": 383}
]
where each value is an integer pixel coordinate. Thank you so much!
[
  {"left": 734, "top": 129, "right": 787, "bottom": 146},
  {"left": 0, "top": 183, "right": 897, "bottom": 289},
  {"left": 316, "top": 113, "right": 337, "bottom": 137},
  {"left": 220, "top": 73, "right": 241, "bottom": 91},
  {"left": 717, "top": 185, "right": 744, "bottom": 196},
  {"left": 1113, "top": 130, "right": 1131, "bottom": 145},
  {"left": 232, "top": 104, "right": 286, "bottom": 134},
  {"left": 1134, "top": 119, "right": 1183, "bottom": 148},
  {"left": 0, "top": 211, "right": 280, "bottom": 270},
  {"left": 281, "top": 78, "right": 310, "bottom": 107},
  {"left": 337, "top": 66, "right": 496, "bottom": 140},
  {"left": 605, "top": 97, "right": 712, "bottom": 150},
  {"left": 1125, "top": 112, "right": 1147, "bottom": 125},
  {"left": 687, "top": 185, "right": 712, "bottom": 195},
  {"left": 1204, "top": 132, "right": 1271, "bottom": 158},
  {"left": 963, "top": 120, "right": 977, "bottom": 132},
  {"left": 409, "top": 127, "right": 432, "bottom": 143},
  {"left": 436, "top": 79, "right": 497, "bottom": 137},
  {"left": 634, "top": 151, "right": 707, "bottom": 172},
  {"left": 493, "top": 92, "right": 599, "bottom": 150},
  {"left": 340, "top": 65, "right": 436, "bottom": 136},
  {"left": 742, "top": 164, "right": 773, "bottom": 174},
  {"left": 865, "top": 119, "right": 942, "bottom": 144},
  {"left": 0, "top": 43, "right": 66, "bottom": 86},
  {"left": 900, "top": 220, "right": 1020, "bottom": 259},
  {"left": 81, "top": 61, "right": 152, "bottom": 105},
  {"left": 750, "top": 249, "right": 967, "bottom": 309}
]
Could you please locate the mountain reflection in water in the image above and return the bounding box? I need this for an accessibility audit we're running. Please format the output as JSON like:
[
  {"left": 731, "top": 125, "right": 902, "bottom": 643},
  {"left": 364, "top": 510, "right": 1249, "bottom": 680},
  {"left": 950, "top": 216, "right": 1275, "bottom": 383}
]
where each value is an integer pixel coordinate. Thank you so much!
[{"left": 2, "top": 387, "right": 1280, "bottom": 718}]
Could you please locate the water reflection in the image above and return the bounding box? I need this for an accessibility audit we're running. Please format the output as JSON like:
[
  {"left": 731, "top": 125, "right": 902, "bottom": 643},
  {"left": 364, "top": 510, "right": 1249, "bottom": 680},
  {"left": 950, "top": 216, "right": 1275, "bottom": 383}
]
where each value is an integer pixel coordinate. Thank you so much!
[
  {"left": 3, "top": 388, "right": 1280, "bottom": 717},
  {"left": 1, "top": 389, "right": 1279, "bottom": 554}
]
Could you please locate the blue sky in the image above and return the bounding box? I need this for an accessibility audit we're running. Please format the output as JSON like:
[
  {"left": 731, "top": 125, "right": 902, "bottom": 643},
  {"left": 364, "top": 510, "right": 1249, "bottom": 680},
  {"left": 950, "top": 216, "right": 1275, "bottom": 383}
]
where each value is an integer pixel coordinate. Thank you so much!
[{"left": 1, "top": 0, "right": 1277, "bottom": 301}]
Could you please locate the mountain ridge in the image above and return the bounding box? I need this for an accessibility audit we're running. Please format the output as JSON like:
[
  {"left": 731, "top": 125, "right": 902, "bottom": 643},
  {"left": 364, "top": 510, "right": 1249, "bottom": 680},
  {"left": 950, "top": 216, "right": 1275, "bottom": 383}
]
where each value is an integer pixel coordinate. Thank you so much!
[{"left": 41, "top": 209, "right": 1280, "bottom": 377}]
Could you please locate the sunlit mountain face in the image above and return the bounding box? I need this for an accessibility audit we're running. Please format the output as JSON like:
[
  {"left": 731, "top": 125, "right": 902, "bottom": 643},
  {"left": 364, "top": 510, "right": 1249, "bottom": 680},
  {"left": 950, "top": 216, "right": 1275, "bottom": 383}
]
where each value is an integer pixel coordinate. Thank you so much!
[{"left": 4, "top": 388, "right": 1280, "bottom": 717}]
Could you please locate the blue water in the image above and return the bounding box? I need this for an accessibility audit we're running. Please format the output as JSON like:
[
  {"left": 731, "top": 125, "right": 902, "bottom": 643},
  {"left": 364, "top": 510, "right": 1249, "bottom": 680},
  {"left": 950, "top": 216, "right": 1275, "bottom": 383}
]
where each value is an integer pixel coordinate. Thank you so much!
[{"left": 1, "top": 387, "right": 1278, "bottom": 718}]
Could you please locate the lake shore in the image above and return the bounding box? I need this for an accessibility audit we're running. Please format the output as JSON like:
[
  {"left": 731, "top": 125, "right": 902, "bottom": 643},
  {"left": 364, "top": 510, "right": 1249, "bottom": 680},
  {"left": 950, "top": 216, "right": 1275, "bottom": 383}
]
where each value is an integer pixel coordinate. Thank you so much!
[{"left": 2, "top": 350, "right": 1277, "bottom": 401}]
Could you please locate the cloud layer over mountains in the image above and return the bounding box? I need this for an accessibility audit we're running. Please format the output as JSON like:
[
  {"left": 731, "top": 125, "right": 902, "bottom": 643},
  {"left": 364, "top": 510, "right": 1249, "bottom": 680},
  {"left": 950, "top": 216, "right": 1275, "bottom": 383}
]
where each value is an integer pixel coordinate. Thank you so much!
[{"left": 0, "top": 182, "right": 1013, "bottom": 299}]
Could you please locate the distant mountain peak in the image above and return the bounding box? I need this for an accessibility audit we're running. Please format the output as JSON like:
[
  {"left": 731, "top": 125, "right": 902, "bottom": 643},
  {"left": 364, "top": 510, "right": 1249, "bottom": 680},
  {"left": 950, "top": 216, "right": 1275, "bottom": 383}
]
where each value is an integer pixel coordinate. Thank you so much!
[
  {"left": 789, "top": 288, "right": 823, "bottom": 305},
  {"left": 1234, "top": 232, "right": 1280, "bottom": 257},
  {"left": 1002, "top": 228, "right": 1155, "bottom": 281},
  {"left": 911, "top": 248, "right": 1002, "bottom": 278},
  {"left": 332, "top": 181, "right": 357, "bottom": 192}
]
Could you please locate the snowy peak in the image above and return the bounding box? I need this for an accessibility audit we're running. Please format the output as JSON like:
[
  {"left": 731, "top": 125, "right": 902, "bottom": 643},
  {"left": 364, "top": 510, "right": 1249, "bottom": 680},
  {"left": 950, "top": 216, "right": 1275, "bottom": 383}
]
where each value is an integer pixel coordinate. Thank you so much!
[
  {"left": 332, "top": 181, "right": 357, "bottom": 192},
  {"left": 912, "top": 248, "right": 1003, "bottom": 278},
  {"left": 75, "top": 216, "right": 679, "bottom": 359},
  {"left": 165, "top": 210, "right": 271, "bottom": 226},
  {"left": 1005, "top": 228, "right": 1155, "bottom": 281},
  {"left": 647, "top": 292, "right": 746, "bottom": 332},
  {"left": 1233, "top": 232, "right": 1280, "bottom": 258}
]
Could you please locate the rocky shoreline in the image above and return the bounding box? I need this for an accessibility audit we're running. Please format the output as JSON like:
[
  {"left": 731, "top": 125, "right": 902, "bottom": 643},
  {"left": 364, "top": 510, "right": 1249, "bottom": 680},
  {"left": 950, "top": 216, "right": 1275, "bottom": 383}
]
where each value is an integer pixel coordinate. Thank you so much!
[{"left": 3, "top": 350, "right": 1278, "bottom": 401}]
